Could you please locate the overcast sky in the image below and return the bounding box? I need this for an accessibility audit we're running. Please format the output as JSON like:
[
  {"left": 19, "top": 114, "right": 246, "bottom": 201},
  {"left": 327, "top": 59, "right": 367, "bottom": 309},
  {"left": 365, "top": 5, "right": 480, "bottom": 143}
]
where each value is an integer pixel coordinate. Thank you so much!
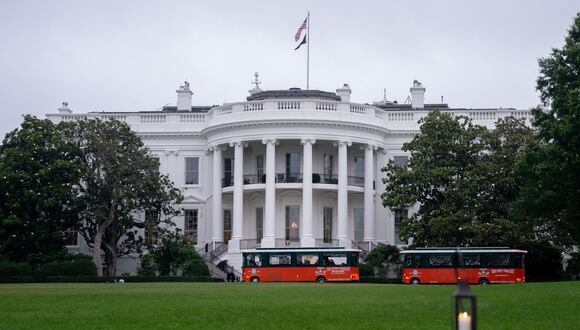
[{"left": 0, "top": 0, "right": 578, "bottom": 138}]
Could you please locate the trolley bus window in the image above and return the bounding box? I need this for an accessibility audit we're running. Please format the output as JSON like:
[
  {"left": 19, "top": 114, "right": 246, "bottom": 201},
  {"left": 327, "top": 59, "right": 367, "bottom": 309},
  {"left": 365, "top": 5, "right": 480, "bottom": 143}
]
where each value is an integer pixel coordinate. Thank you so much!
[
  {"left": 270, "top": 254, "right": 291, "bottom": 266},
  {"left": 429, "top": 255, "right": 453, "bottom": 267},
  {"left": 245, "top": 254, "right": 263, "bottom": 267},
  {"left": 323, "top": 254, "right": 347, "bottom": 266},
  {"left": 462, "top": 254, "right": 481, "bottom": 267},
  {"left": 297, "top": 254, "right": 319, "bottom": 266},
  {"left": 404, "top": 255, "right": 421, "bottom": 268},
  {"left": 488, "top": 253, "right": 511, "bottom": 267}
]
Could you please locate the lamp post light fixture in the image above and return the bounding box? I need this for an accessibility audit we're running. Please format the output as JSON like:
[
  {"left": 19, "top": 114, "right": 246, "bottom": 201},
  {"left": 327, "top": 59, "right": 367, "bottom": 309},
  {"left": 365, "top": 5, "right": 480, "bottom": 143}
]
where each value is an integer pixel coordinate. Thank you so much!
[{"left": 453, "top": 279, "right": 477, "bottom": 330}]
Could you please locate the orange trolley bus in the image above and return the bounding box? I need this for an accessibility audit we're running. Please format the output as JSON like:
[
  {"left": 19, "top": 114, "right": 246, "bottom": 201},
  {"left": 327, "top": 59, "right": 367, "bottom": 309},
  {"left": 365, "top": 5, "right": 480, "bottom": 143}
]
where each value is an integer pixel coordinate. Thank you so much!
[
  {"left": 241, "top": 247, "right": 360, "bottom": 283},
  {"left": 401, "top": 247, "right": 527, "bottom": 285}
]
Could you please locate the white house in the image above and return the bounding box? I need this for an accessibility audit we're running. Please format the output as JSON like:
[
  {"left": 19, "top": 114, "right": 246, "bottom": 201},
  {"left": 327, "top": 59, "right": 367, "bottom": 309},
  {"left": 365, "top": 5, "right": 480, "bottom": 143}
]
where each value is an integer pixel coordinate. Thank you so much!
[{"left": 47, "top": 78, "right": 533, "bottom": 274}]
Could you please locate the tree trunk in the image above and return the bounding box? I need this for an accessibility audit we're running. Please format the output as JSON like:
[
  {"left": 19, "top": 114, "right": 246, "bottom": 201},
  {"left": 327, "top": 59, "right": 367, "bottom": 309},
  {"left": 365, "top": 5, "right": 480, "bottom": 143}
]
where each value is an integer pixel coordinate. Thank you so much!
[
  {"left": 103, "top": 241, "right": 117, "bottom": 277},
  {"left": 93, "top": 194, "right": 118, "bottom": 277}
]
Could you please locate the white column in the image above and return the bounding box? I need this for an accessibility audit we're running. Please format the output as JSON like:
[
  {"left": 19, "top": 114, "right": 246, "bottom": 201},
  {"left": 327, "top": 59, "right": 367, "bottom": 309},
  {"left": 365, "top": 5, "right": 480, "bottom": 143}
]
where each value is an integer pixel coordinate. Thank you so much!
[
  {"left": 211, "top": 145, "right": 223, "bottom": 242},
  {"left": 261, "top": 139, "right": 277, "bottom": 248},
  {"left": 229, "top": 141, "right": 244, "bottom": 251},
  {"left": 337, "top": 140, "right": 351, "bottom": 247},
  {"left": 363, "top": 144, "right": 376, "bottom": 242},
  {"left": 301, "top": 138, "right": 316, "bottom": 247}
]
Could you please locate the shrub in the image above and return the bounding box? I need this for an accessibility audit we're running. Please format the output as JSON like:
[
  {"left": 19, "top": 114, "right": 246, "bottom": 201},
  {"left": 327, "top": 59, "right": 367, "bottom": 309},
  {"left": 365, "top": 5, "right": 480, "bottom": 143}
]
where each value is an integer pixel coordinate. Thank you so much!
[
  {"left": 364, "top": 244, "right": 402, "bottom": 278},
  {"left": 359, "top": 263, "right": 374, "bottom": 278},
  {"left": 522, "top": 240, "right": 565, "bottom": 281},
  {"left": 38, "top": 259, "right": 97, "bottom": 276},
  {"left": 565, "top": 252, "right": 580, "bottom": 280},
  {"left": 0, "top": 261, "right": 32, "bottom": 276},
  {"left": 137, "top": 254, "right": 157, "bottom": 276},
  {"left": 182, "top": 259, "right": 210, "bottom": 277}
]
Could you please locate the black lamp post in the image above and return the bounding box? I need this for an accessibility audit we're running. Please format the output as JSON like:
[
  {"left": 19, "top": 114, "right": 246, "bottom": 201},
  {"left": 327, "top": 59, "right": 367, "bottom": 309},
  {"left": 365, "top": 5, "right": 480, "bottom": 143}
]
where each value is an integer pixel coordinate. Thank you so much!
[{"left": 453, "top": 247, "right": 477, "bottom": 330}]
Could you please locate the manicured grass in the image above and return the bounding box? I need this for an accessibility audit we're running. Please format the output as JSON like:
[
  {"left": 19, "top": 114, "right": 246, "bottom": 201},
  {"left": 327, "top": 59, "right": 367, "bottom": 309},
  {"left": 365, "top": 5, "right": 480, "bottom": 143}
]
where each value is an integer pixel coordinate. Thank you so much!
[{"left": 0, "top": 282, "right": 578, "bottom": 329}]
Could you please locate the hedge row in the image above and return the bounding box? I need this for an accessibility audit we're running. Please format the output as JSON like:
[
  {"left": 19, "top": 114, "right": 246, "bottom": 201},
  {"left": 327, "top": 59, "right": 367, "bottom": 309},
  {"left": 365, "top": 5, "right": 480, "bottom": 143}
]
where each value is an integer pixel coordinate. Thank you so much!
[{"left": 0, "top": 275, "right": 223, "bottom": 283}]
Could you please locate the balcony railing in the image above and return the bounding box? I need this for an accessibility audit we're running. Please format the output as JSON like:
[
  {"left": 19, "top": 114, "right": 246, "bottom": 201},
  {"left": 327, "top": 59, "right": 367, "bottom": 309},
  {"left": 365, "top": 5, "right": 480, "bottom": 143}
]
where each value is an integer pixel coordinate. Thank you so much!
[
  {"left": 317, "top": 174, "right": 338, "bottom": 184},
  {"left": 347, "top": 176, "right": 365, "bottom": 187},
  {"left": 275, "top": 173, "right": 303, "bottom": 183},
  {"left": 243, "top": 174, "right": 266, "bottom": 184},
  {"left": 222, "top": 177, "right": 234, "bottom": 187}
]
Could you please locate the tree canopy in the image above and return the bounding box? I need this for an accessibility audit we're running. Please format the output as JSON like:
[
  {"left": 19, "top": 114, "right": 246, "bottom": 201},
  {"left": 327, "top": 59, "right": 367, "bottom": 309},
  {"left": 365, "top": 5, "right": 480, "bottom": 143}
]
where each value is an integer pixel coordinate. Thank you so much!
[
  {"left": 0, "top": 116, "right": 84, "bottom": 263},
  {"left": 381, "top": 111, "right": 532, "bottom": 247},
  {"left": 70, "top": 119, "right": 183, "bottom": 276},
  {"left": 512, "top": 13, "right": 580, "bottom": 248}
]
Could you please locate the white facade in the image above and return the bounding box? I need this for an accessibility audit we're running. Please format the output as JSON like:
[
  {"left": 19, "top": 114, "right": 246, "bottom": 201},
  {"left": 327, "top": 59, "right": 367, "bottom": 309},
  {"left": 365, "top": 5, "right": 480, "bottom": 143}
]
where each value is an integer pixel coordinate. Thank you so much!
[{"left": 48, "top": 81, "right": 533, "bottom": 273}]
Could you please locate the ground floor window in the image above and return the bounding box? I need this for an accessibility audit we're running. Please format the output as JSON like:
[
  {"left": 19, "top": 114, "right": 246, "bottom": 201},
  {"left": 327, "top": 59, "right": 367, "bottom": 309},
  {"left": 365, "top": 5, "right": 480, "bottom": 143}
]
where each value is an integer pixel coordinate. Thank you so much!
[
  {"left": 64, "top": 227, "right": 78, "bottom": 246},
  {"left": 145, "top": 210, "right": 159, "bottom": 246},
  {"left": 323, "top": 207, "right": 333, "bottom": 243},
  {"left": 256, "top": 207, "right": 263, "bottom": 243},
  {"left": 224, "top": 209, "right": 232, "bottom": 242},
  {"left": 354, "top": 208, "right": 364, "bottom": 243},
  {"left": 394, "top": 208, "right": 407, "bottom": 245},
  {"left": 285, "top": 206, "right": 300, "bottom": 242},
  {"left": 184, "top": 209, "right": 198, "bottom": 244}
]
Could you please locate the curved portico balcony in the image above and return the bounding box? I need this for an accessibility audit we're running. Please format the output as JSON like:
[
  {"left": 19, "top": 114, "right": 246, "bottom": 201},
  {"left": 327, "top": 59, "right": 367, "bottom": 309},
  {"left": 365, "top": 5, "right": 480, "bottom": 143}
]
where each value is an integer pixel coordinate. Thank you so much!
[{"left": 221, "top": 173, "right": 373, "bottom": 193}]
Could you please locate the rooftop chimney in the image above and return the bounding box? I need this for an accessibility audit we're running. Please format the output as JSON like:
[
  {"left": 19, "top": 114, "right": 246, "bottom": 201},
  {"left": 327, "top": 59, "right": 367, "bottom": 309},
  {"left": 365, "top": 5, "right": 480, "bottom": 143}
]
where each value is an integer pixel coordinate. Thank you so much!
[
  {"left": 410, "top": 80, "right": 425, "bottom": 109},
  {"left": 336, "top": 84, "right": 352, "bottom": 102},
  {"left": 57, "top": 102, "right": 72, "bottom": 114},
  {"left": 176, "top": 81, "right": 193, "bottom": 111}
]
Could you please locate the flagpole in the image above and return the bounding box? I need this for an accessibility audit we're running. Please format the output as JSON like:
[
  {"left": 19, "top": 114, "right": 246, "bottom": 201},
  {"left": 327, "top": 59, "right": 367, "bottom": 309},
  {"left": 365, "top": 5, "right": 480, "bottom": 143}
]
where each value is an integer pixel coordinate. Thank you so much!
[{"left": 306, "top": 11, "right": 310, "bottom": 90}]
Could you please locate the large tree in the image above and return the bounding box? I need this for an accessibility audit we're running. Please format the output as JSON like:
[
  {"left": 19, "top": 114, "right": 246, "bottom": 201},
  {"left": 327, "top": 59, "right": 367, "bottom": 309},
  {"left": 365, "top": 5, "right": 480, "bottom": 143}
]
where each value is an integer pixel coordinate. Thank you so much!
[
  {"left": 382, "top": 111, "right": 532, "bottom": 247},
  {"left": 512, "top": 14, "right": 580, "bottom": 247},
  {"left": 0, "top": 116, "right": 84, "bottom": 262},
  {"left": 71, "top": 119, "right": 182, "bottom": 276}
]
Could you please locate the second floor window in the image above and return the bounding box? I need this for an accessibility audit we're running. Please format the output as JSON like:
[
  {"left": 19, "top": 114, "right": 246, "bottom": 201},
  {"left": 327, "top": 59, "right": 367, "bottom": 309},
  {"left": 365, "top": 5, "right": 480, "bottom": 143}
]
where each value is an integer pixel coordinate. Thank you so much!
[
  {"left": 394, "top": 208, "right": 407, "bottom": 245},
  {"left": 145, "top": 210, "right": 159, "bottom": 246},
  {"left": 256, "top": 155, "right": 264, "bottom": 182},
  {"left": 185, "top": 157, "right": 199, "bottom": 184},
  {"left": 393, "top": 156, "right": 409, "bottom": 168},
  {"left": 323, "top": 154, "right": 334, "bottom": 179},
  {"left": 286, "top": 153, "right": 300, "bottom": 179}
]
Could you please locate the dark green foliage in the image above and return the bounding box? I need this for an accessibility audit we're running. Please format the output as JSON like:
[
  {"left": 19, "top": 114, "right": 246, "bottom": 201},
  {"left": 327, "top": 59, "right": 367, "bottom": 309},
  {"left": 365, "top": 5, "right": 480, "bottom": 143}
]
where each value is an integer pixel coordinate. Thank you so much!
[
  {"left": 0, "top": 116, "right": 84, "bottom": 262},
  {"left": 0, "top": 261, "right": 32, "bottom": 276},
  {"left": 522, "top": 240, "right": 566, "bottom": 281},
  {"left": 38, "top": 258, "right": 97, "bottom": 277},
  {"left": 382, "top": 111, "right": 532, "bottom": 247},
  {"left": 358, "top": 263, "right": 374, "bottom": 278},
  {"left": 513, "top": 14, "right": 580, "bottom": 247},
  {"left": 69, "top": 119, "right": 183, "bottom": 276},
  {"left": 363, "top": 244, "right": 402, "bottom": 277},
  {"left": 137, "top": 230, "right": 209, "bottom": 277}
]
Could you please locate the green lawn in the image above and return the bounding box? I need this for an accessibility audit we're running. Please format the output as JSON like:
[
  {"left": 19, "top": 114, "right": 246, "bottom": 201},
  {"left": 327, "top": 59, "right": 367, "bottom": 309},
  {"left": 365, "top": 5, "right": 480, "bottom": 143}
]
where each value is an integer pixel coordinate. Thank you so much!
[{"left": 0, "top": 282, "right": 578, "bottom": 329}]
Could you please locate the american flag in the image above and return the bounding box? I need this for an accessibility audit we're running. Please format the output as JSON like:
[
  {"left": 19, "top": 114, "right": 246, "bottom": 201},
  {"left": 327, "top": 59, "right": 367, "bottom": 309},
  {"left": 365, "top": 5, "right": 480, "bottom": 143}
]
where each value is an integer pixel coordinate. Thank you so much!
[{"left": 294, "top": 17, "right": 308, "bottom": 42}]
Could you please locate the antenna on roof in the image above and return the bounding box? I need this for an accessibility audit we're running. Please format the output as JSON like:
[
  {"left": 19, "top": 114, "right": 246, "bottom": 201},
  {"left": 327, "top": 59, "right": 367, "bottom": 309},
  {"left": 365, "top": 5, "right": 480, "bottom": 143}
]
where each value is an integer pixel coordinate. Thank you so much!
[
  {"left": 383, "top": 88, "right": 387, "bottom": 102},
  {"left": 404, "top": 95, "right": 412, "bottom": 105},
  {"left": 441, "top": 96, "right": 444, "bottom": 104}
]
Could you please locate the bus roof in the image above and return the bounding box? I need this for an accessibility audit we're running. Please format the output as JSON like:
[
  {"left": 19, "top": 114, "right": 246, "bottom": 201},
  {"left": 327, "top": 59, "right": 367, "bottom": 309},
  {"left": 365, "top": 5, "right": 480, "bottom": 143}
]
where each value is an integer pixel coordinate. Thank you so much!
[
  {"left": 244, "top": 248, "right": 361, "bottom": 253},
  {"left": 400, "top": 248, "right": 527, "bottom": 254}
]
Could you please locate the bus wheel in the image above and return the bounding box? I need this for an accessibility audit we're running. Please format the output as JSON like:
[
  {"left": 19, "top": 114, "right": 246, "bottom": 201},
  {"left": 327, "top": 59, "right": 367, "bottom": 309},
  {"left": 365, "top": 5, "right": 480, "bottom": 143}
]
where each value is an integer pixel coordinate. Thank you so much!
[
  {"left": 316, "top": 276, "right": 326, "bottom": 283},
  {"left": 479, "top": 278, "right": 489, "bottom": 285},
  {"left": 410, "top": 278, "right": 420, "bottom": 285},
  {"left": 251, "top": 277, "right": 260, "bottom": 283}
]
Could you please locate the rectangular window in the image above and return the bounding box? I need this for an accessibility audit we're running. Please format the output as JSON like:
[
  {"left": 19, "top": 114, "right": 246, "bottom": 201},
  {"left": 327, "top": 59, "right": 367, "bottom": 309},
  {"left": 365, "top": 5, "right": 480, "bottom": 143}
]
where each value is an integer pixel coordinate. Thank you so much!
[
  {"left": 256, "top": 207, "right": 264, "bottom": 243},
  {"left": 244, "top": 254, "right": 263, "bottom": 267},
  {"left": 323, "top": 207, "right": 333, "bottom": 243},
  {"left": 297, "top": 254, "right": 319, "bottom": 266},
  {"left": 461, "top": 254, "right": 481, "bottom": 267},
  {"left": 184, "top": 209, "right": 198, "bottom": 244},
  {"left": 285, "top": 206, "right": 300, "bottom": 242},
  {"left": 393, "top": 156, "right": 409, "bottom": 168},
  {"left": 185, "top": 157, "right": 199, "bottom": 185},
  {"left": 394, "top": 208, "right": 407, "bottom": 245},
  {"left": 488, "top": 254, "right": 511, "bottom": 268},
  {"left": 323, "top": 254, "right": 348, "bottom": 266},
  {"left": 353, "top": 156, "right": 364, "bottom": 185},
  {"left": 323, "top": 154, "right": 334, "bottom": 180},
  {"left": 256, "top": 155, "right": 264, "bottom": 183},
  {"left": 223, "top": 209, "right": 232, "bottom": 242},
  {"left": 285, "top": 152, "right": 300, "bottom": 181},
  {"left": 152, "top": 157, "right": 160, "bottom": 176},
  {"left": 224, "top": 158, "right": 233, "bottom": 186},
  {"left": 429, "top": 255, "right": 453, "bottom": 267},
  {"left": 404, "top": 255, "right": 422, "bottom": 268},
  {"left": 145, "top": 210, "right": 159, "bottom": 246},
  {"left": 270, "top": 254, "right": 291, "bottom": 266},
  {"left": 353, "top": 208, "right": 364, "bottom": 243},
  {"left": 65, "top": 227, "right": 78, "bottom": 246}
]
